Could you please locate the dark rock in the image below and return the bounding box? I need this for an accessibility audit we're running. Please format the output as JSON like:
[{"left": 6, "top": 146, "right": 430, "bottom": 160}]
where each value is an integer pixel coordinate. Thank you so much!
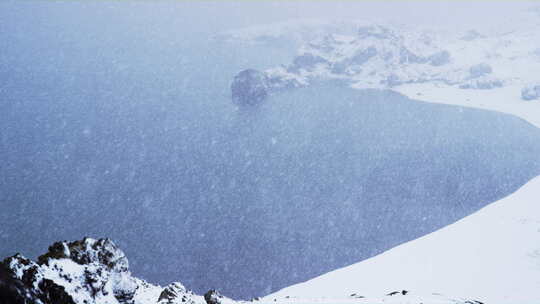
[
  {"left": 204, "top": 290, "right": 223, "bottom": 304},
  {"left": 158, "top": 282, "right": 202, "bottom": 304},
  {"left": 38, "top": 278, "right": 76, "bottom": 304},
  {"left": 386, "top": 290, "right": 408, "bottom": 296},
  {"left": 231, "top": 69, "right": 269, "bottom": 106},
  {"left": 0, "top": 263, "right": 28, "bottom": 304}
]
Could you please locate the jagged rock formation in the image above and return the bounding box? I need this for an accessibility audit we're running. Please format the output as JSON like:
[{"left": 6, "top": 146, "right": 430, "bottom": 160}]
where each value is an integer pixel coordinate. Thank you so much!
[{"left": 0, "top": 238, "right": 199, "bottom": 304}]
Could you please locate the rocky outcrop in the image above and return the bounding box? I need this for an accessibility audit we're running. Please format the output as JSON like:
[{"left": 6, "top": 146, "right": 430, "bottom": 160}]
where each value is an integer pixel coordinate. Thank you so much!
[
  {"left": 0, "top": 238, "right": 214, "bottom": 304},
  {"left": 203, "top": 290, "right": 236, "bottom": 304},
  {"left": 157, "top": 282, "right": 205, "bottom": 304},
  {"left": 522, "top": 84, "right": 540, "bottom": 100},
  {"left": 231, "top": 69, "right": 270, "bottom": 106}
]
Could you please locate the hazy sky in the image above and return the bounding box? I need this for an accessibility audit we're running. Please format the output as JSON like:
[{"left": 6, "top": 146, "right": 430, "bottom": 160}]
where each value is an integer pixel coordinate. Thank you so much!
[{"left": 1, "top": 1, "right": 537, "bottom": 36}]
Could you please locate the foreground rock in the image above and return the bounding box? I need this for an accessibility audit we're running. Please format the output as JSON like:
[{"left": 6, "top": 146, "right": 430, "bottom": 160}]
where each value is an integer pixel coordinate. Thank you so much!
[{"left": 0, "top": 238, "right": 203, "bottom": 304}]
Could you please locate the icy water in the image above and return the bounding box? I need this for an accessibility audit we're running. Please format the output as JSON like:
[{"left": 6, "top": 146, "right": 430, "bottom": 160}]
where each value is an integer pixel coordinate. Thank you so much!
[{"left": 1, "top": 2, "right": 540, "bottom": 300}]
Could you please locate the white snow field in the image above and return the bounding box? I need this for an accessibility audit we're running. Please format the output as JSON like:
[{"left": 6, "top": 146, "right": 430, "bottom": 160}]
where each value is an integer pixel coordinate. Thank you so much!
[{"left": 265, "top": 176, "right": 540, "bottom": 304}]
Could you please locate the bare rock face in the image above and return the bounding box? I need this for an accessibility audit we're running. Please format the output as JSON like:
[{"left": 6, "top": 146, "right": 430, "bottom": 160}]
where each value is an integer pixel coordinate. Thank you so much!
[{"left": 231, "top": 69, "right": 269, "bottom": 106}]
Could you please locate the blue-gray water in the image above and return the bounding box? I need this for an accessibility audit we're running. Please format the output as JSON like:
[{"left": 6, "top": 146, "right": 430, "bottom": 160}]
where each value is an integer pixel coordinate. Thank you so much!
[{"left": 1, "top": 1, "right": 540, "bottom": 300}]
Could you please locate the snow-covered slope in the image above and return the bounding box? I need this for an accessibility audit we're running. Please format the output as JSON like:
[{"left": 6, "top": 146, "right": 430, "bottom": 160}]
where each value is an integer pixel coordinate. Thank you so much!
[
  {"left": 0, "top": 238, "right": 485, "bottom": 304},
  {"left": 265, "top": 176, "right": 540, "bottom": 304}
]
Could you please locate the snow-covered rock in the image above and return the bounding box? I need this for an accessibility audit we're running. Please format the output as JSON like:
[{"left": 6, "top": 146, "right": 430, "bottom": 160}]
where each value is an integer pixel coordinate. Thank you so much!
[
  {"left": 266, "top": 176, "right": 540, "bottom": 304},
  {"left": 521, "top": 84, "right": 540, "bottom": 100},
  {"left": 157, "top": 282, "right": 205, "bottom": 304},
  {"left": 204, "top": 290, "right": 237, "bottom": 304},
  {"left": 0, "top": 238, "right": 199, "bottom": 304}
]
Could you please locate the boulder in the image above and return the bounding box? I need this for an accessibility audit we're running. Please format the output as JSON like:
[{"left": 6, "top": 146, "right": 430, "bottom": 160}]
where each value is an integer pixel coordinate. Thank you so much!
[{"left": 231, "top": 69, "right": 269, "bottom": 106}]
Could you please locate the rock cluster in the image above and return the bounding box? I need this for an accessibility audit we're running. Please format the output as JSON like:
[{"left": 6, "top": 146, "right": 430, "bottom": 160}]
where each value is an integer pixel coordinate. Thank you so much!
[{"left": 0, "top": 238, "right": 214, "bottom": 304}]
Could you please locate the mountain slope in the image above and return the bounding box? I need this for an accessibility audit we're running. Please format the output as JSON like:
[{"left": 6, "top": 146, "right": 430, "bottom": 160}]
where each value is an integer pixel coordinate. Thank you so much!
[{"left": 265, "top": 176, "right": 540, "bottom": 304}]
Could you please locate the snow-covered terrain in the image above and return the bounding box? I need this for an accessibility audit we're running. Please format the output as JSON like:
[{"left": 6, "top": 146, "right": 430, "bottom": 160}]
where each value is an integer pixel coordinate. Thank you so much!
[
  {"left": 0, "top": 237, "right": 484, "bottom": 304},
  {"left": 266, "top": 176, "right": 540, "bottom": 304},
  {"left": 222, "top": 13, "right": 540, "bottom": 127}
]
